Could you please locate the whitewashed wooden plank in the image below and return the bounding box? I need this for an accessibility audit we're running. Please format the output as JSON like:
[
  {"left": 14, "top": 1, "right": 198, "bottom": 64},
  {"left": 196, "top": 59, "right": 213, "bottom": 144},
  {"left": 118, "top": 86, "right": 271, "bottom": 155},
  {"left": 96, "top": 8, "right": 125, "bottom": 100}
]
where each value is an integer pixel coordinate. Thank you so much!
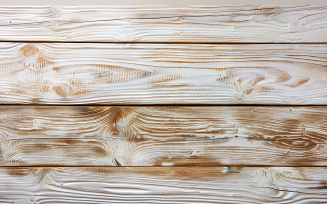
[
  {"left": 0, "top": 6, "right": 327, "bottom": 43},
  {"left": 1, "top": 167, "right": 327, "bottom": 203},
  {"left": 0, "top": 106, "right": 327, "bottom": 166},
  {"left": 1, "top": 43, "right": 327, "bottom": 104}
]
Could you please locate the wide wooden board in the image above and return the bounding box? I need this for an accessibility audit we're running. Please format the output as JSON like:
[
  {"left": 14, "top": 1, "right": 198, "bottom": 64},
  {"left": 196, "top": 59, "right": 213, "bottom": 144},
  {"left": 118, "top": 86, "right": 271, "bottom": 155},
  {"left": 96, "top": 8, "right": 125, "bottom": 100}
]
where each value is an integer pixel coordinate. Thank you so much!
[
  {"left": 1, "top": 43, "right": 327, "bottom": 104},
  {"left": 1, "top": 106, "right": 327, "bottom": 166},
  {"left": 0, "top": 6, "right": 327, "bottom": 43},
  {"left": 1, "top": 166, "right": 327, "bottom": 203}
]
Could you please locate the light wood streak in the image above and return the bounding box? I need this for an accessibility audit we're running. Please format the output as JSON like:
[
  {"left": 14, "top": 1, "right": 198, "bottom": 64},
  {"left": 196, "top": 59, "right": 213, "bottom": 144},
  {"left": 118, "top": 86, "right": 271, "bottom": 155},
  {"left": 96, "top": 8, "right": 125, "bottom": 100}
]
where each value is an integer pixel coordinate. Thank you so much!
[
  {"left": 0, "top": 106, "right": 327, "bottom": 166},
  {"left": 1, "top": 43, "right": 327, "bottom": 104},
  {"left": 1, "top": 167, "right": 327, "bottom": 203},
  {"left": 0, "top": 6, "right": 327, "bottom": 43}
]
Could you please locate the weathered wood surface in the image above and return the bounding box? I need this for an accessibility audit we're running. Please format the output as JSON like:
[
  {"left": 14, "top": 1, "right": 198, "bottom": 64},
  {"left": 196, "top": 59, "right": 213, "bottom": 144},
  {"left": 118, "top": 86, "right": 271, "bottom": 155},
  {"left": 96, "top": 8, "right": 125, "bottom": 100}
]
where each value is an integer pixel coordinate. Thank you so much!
[
  {"left": 1, "top": 167, "right": 327, "bottom": 203},
  {"left": 1, "top": 106, "right": 327, "bottom": 166},
  {"left": 1, "top": 43, "right": 327, "bottom": 105},
  {"left": 0, "top": 6, "right": 327, "bottom": 43},
  {"left": 3, "top": 6, "right": 327, "bottom": 203}
]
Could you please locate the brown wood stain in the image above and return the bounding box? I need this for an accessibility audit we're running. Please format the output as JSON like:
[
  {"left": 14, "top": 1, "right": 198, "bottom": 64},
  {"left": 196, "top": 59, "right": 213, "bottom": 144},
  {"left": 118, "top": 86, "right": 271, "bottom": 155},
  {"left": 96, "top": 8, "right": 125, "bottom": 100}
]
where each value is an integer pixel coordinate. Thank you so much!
[{"left": 1, "top": 6, "right": 327, "bottom": 203}]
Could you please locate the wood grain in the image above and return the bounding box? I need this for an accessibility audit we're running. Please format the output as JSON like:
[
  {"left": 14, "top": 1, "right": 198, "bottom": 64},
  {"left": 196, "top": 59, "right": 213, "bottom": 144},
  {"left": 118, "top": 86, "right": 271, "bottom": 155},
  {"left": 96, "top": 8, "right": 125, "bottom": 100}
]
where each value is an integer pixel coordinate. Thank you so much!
[
  {"left": 1, "top": 6, "right": 327, "bottom": 43},
  {"left": 1, "top": 43, "right": 327, "bottom": 104},
  {"left": 1, "top": 166, "right": 327, "bottom": 203},
  {"left": 1, "top": 106, "right": 327, "bottom": 166}
]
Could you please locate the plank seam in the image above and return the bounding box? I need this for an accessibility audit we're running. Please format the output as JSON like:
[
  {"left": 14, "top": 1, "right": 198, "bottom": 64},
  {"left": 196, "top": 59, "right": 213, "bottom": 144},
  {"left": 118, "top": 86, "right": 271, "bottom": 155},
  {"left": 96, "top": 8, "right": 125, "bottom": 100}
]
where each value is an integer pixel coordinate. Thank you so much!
[
  {"left": 1, "top": 165, "right": 327, "bottom": 168},
  {"left": 0, "top": 104, "right": 327, "bottom": 107}
]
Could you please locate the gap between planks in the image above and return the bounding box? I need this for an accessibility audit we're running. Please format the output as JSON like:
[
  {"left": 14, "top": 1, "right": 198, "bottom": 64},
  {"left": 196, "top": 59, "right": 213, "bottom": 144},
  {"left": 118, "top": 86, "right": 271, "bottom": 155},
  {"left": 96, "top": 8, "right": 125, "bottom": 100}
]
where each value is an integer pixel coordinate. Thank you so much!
[
  {"left": 0, "top": 104, "right": 327, "bottom": 107},
  {"left": 2, "top": 165, "right": 327, "bottom": 168}
]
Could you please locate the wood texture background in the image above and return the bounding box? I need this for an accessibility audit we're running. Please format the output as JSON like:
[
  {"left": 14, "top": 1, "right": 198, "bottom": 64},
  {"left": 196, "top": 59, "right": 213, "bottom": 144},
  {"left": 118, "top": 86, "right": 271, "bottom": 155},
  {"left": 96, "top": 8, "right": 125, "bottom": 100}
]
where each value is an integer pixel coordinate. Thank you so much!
[
  {"left": 1, "top": 43, "right": 327, "bottom": 104},
  {"left": 1, "top": 5, "right": 327, "bottom": 203},
  {"left": 1, "top": 167, "right": 327, "bottom": 203},
  {"left": 0, "top": 106, "right": 327, "bottom": 167},
  {"left": 0, "top": 6, "right": 327, "bottom": 43}
]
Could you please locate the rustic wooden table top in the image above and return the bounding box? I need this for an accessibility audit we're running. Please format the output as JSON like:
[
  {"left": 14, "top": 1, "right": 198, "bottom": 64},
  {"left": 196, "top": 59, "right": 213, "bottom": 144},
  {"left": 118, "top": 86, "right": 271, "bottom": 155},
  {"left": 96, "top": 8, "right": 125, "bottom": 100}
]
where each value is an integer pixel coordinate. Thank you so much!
[{"left": 1, "top": 5, "right": 327, "bottom": 203}]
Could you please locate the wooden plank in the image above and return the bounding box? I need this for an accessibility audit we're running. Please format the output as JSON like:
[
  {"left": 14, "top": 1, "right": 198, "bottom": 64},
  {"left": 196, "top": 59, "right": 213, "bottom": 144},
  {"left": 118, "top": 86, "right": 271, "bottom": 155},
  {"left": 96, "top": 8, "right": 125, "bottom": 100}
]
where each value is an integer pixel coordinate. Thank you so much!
[
  {"left": 1, "top": 43, "right": 327, "bottom": 105},
  {"left": 0, "top": 6, "right": 327, "bottom": 43},
  {"left": 1, "top": 106, "right": 327, "bottom": 166},
  {"left": 1, "top": 166, "right": 327, "bottom": 203}
]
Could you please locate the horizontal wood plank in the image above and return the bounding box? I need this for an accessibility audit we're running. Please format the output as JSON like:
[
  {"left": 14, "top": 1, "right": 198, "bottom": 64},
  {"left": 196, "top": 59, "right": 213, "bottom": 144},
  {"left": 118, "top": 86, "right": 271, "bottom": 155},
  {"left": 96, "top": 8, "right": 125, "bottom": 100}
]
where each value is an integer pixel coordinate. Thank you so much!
[
  {"left": 1, "top": 43, "right": 327, "bottom": 104},
  {"left": 1, "top": 166, "right": 327, "bottom": 203},
  {"left": 0, "top": 6, "right": 327, "bottom": 43},
  {"left": 1, "top": 106, "right": 327, "bottom": 166}
]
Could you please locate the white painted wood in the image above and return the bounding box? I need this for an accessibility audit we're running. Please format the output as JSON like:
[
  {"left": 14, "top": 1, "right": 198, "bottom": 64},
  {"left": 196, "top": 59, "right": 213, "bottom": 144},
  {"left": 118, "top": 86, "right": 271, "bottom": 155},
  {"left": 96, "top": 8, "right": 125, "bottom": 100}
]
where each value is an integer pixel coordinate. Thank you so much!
[
  {"left": 1, "top": 167, "right": 327, "bottom": 203},
  {"left": 0, "top": 6, "right": 327, "bottom": 43},
  {"left": 2, "top": 6, "right": 326, "bottom": 203},
  {"left": 1, "top": 43, "right": 327, "bottom": 104},
  {"left": 1, "top": 106, "right": 326, "bottom": 166}
]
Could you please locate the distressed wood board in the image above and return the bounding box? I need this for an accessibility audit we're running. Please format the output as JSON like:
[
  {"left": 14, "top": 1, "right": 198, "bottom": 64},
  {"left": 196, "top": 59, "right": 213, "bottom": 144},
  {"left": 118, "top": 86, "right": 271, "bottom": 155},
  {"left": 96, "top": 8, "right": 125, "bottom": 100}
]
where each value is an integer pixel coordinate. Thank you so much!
[
  {"left": 1, "top": 167, "right": 327, "bottom": 203},
  {"left": 2, "top": 5, "right": 327, "bottom": 203},
  {"left": 1, "top": 43, "right": 327, "bottom": 105},
  {"left": 1, "top": 106, "right": 327, "bottom": 166},
  {"left": 0, "top": 6, "right": 327, "bottom": 43}
]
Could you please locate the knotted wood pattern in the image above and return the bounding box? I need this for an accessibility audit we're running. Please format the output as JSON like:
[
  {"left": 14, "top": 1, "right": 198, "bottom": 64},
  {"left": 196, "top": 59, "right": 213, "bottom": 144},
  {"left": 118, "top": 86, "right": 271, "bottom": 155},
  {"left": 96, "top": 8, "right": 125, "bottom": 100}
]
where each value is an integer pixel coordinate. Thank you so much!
[
  {"left": 1, "top": 5, "right": 326, "bottom": 203},
  {"left": 1, "top": 43, "right": 327, "bottom": 104},
  {"left": 0, "top": 106, "right": 326, "bottom": 166}
]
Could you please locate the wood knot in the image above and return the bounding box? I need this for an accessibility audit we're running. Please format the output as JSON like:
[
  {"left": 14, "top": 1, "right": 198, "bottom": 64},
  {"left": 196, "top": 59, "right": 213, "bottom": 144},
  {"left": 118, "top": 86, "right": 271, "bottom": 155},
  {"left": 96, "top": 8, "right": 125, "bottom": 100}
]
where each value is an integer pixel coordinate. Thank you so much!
[
  {"left": 20, "top": 45, "right": 39, "bottom": 57},
  {"left": 276, "top": 137, "right": 318, "bottom": 151},
  {"left": 53, "top": 84, "right": 72, "bottom": 97},
  {"left": 244, "top": 87, "right": 253, "bottom": 95},
  {"left": 50, "top": 5, "right": 62, "bottom": 13},
  {"left": 115, "top": 111, "right": 129, "bottom": 128},
  {"left": 31, "top": 98, "right": 40, "bottom": 103},
  {"left": 288, "top": 19, "right": 304, "bottom": 32}
]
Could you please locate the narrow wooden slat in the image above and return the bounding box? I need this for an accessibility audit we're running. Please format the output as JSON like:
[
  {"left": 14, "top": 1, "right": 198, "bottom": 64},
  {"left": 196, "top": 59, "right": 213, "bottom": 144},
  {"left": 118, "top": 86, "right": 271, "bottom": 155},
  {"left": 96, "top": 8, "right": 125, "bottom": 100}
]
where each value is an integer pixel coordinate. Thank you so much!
[
  {"left": 1, "top": 166, "right": 327, "bottom": 203},
  {"left": 1, "top": 43, "right": 327, "bottom": 104},
  {"left": 0, "top": 6, "right": 327, "bottom": 43},
  {"left": 1, "top": 106, "right": 327, "bottom": 166}
]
